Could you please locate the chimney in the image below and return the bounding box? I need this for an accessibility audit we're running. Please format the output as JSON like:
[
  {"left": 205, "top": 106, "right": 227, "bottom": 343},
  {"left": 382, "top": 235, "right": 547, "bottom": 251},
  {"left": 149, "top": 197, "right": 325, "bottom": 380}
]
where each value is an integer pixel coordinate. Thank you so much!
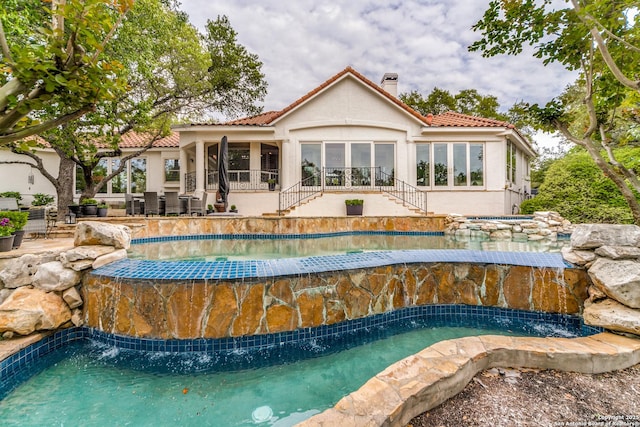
[{"left": 380, "top": 73, "right": 398, "bottom": 97}]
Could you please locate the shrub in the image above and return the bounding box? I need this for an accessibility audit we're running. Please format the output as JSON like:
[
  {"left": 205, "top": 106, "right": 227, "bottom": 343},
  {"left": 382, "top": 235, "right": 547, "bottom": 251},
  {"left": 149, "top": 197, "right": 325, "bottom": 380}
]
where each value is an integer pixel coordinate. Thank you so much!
[
  {"left": 80, "top": 198, "right": 98, "bottom": 205},
  {"left": 345, "top": 199, "right": 364, "bottom": 206},
  {"left": 0, "top": 211, "right": 28, "bottom": 231}
]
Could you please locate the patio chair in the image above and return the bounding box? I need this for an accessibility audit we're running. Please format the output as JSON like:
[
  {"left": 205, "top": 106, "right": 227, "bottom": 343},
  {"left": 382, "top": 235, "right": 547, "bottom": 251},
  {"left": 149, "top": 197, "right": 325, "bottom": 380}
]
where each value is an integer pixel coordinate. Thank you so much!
[
  {"left": 189, "top": 191, "right": 208, "bottom": 216},
  {"left": 143, "top": 192, "right": 160, "bottom": 216},
  {"left": 0, "top": 197, "right": 19, "bottom": 211},
  {"left": 164, "top": 192, "right": 180, "bottom": 216},
  {"left": 125, "top": 194, "right": 142, "bottom": 215},
  {"left": 23, "top": 208, "right": 47, "bottom": 238}
]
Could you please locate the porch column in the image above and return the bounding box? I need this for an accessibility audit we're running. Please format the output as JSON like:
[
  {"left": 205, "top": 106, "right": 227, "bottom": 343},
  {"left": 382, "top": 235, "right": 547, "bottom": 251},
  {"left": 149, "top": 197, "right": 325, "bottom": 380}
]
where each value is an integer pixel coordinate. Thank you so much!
[
  {"left": 281, "top": 139, "right": 290, "bottom": 188},
  {"left": 195, "top": 139, "right": 205, "bottom": 192},
  {"left": 179, "top": 148, "right": 188, "bottom": 194}
]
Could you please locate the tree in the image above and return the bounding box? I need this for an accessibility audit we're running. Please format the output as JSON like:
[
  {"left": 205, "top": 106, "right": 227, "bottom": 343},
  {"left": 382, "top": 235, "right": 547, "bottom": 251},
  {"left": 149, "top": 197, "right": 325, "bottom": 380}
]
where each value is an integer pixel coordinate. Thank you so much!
[
  {"left": 0, "top": 0, "right": 132, "bottom": 145},
  {"left": 471, "top": 0, "right": 640, "bottom": 224},
  {"left": 521, "top": 147, "right": 638, "bottom": 224},
  {"left": 3, "top": 1, "right": 267, "bottom": 214},
  {"left": 400, "top": 87, "right": 511, "bottom": 121}
]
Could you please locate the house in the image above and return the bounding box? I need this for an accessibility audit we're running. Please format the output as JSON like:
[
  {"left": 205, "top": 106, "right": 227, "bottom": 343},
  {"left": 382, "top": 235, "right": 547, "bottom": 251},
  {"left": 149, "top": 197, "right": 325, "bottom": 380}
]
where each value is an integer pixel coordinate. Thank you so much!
[
  {"left": 174, "top": 67, "right": 535, "bottom": 216},
  {"left": 0, "top": 67, "right": 534, "bottom": 216}
]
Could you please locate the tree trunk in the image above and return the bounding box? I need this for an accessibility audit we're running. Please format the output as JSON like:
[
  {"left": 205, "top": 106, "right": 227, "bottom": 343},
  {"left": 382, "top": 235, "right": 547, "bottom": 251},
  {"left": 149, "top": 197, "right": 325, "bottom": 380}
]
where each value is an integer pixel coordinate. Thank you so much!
[
  {"left": 582, "top": 141, "right": 640, "bottom": 226},
  {"left": 56, "top": 157, "right": 76, "bottom": 216}
]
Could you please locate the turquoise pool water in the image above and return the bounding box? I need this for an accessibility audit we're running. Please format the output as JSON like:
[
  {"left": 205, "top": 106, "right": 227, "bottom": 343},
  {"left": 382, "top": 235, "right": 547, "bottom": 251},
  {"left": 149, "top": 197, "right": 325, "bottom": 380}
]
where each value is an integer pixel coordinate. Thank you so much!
[
  {"left": 0, "top": 325, "right": 559, "bottom": 427},
  {"left": 128, "top": 232, "right": 568, "bottom": 261}
]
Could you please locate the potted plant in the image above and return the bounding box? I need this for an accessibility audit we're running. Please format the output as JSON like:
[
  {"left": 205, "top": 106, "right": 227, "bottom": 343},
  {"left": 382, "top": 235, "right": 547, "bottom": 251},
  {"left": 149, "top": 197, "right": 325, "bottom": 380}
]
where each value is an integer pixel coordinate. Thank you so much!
[
  {"left": 31, "top": 193, "right": 55, "bottom": 207},
  {"left": 97, "top": 201, "right": 109, "bottom": 217},
  {"left": 1, "top": 210, "right": 28, "bottom": 248},
  {"left": 345, "top": 199, "right": 364, "bottom": 216},
  {"left": 207, "top": 204, "right": 214, "bottom": 214},
  {"left": 0, "top": 216, "right": 15, "bottom": 252},
  {"left": 230, "top": 204, "right": 238, "bottom": 213},
  {"left": 80, "top": 198, "right": 98, "bottom": 217},
  {"left": 267, "top": 179, "right": 276, "bottom": 191}
]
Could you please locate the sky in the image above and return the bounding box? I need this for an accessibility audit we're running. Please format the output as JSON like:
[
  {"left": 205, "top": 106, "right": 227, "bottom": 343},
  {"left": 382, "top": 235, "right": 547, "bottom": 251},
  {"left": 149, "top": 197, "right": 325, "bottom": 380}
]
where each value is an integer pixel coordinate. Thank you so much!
[{"left": 180, "top": 0, "right": 577, "bottom": 149}]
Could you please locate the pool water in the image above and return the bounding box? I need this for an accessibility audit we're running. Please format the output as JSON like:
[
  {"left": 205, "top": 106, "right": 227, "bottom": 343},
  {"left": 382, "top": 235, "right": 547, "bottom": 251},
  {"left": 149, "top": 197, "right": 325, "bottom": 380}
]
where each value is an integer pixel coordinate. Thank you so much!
[
  {"left": 0, "top": 324, "right": 566, "bottom": 427},
  {"left": 128, "top": 233, "right": 568, "bottom": 261}
]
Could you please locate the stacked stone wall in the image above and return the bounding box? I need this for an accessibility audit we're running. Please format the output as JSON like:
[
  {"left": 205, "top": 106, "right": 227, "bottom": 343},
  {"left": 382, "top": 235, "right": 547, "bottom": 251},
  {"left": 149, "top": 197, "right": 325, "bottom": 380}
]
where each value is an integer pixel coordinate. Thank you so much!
[
  {"left": 562, "top": 224, "right": 640, "bottom": 336},
  {"left": 84, "top": 263, "right": 589, "bottom": 339}
]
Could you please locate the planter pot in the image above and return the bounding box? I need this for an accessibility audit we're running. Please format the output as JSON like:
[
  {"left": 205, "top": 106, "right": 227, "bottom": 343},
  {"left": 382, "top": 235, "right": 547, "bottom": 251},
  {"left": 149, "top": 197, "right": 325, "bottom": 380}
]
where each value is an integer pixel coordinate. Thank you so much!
[
  {"left": 68, "top": 205, "right": 81, "bottom": 217},
  {"left": 268, "top": 182, "right": 276, "bottom": 191},
  {"left": 97, "top": 208, "right": 108, "bottom": 217},
  {"left": 0, "top": 235, "right": 14, "bottom": 252},
  {"left": 81, "top": 204, "right": 98, "bottom": 217},
  {"left": 12, "top": 230, "right": 25, "bottom": 249},
  {"left": 214, "top": 202, "right": 226, "bottom": 213},
  {"left": 346, "top": 204, "right": 363, "bottom": 216}
]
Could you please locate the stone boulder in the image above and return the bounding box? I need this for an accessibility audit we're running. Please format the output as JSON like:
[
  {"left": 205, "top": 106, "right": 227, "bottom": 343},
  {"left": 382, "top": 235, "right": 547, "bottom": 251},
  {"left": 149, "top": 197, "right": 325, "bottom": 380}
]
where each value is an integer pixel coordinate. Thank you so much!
[
  {"left": 571, "top": 224, "right": 640, "bottom": 249},
  {"left": 0, "top": 254, "right": 42, "bottom": 288},
  {"left": 561, "top": 247, "right": 597, "bottom": 266},
  {"left": 0, "top": 287, "right": 71, "bottom": 335},
  {"left": 583, "top": 298, "right": 640, "bottom": 336},
  {"left": 32, "top": 261, "right": 82, "bottom": 292},
  {"left": 588, "top": 258, "right": 640, "bottom": 309},
  {"left": 60, "top": 245, "right": 116, "bottom": 271},
  {"left": 74, "top": 221, "right": 131, "bottom": 250},
  {"left": 92, "top": 249, "right": 128, "bottom": 269},
  {"left": 594, "top": 245, "right": 640, "bottom": 260}
]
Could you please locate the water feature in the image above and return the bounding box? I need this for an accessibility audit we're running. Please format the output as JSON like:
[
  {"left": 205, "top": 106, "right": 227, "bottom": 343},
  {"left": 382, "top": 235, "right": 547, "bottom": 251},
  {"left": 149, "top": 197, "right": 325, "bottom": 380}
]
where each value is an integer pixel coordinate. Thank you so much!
[
  {"left": 0, "top": 315, "right": 586, "bottom": 427},
  {"left": 128, "top": 232, "right": 568, "bottom": 261}
]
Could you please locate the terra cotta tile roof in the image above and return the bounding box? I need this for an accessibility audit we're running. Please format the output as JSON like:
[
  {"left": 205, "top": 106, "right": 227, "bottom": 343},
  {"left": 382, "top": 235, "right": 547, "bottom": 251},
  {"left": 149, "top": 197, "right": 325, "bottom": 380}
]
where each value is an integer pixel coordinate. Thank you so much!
[
  {"left": 430, "top": 111, "right": 515, "bottom": 128},
  {"left": 30, "top": 132, "right": 179, "bottom": 149}
]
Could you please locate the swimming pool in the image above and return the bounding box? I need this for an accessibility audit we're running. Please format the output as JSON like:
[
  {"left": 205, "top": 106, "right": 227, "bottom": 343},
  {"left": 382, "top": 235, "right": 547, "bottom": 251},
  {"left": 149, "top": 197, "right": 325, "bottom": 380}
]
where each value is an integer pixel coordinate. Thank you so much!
[
  {"left": 0, "top": 306, "right": 597, "bottom": 426},
  {"left": 127, "top": 231, "right": 569, "bottom": 261}
]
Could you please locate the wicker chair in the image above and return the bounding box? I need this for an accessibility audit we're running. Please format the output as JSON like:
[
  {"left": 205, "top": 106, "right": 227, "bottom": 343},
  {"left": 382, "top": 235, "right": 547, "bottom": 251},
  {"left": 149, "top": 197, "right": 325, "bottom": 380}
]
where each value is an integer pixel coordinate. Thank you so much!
[
  {"left": 189, "top": 191, "right": 208, "bottom": 216},
  {"left": 143, "top": 192, "right": 160, "bottom": 216},
  {"left": 164, "top": 192, "right": 180, "bottom": 216},
  {"left": 125, "top": 194, "right": 141, "bottom": 215}
]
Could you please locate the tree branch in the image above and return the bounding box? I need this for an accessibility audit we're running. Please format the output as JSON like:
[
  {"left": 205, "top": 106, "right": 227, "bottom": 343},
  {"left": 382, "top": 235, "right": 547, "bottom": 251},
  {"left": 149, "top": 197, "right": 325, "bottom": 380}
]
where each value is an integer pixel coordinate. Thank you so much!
[
  {"left": 0, "top": 105, "right": 95, "bottom": 145},
  {"left": 0, "top": 19, "right": 12, "bottom": 63}
]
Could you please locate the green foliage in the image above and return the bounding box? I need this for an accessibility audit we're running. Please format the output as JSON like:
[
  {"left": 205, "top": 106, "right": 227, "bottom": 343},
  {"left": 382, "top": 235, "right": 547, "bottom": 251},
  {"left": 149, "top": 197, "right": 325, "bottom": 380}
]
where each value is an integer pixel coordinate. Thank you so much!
[
  {"left": 0, "top": 0, "right": 133, "bottom": 144},
  {"left": 520, "top": 148, "right": 639, "bottom": 224},
  {"left": 0, "top": 210, "right": 27, "bottom": 231},
  {"left": 400, "top": 87, "right": 508, "bottom": 121},
  {"left": 80, "top": 198, "right": 98, "bottom": 205},
  {"left": 345, "top": 199, "right": 364, "bottom": 206},
  {"left": 31, "top": 193, "right": 54, "bottom": 206},
  {"left": 0, "top": 191, "right": 21, "bottom": 203}
]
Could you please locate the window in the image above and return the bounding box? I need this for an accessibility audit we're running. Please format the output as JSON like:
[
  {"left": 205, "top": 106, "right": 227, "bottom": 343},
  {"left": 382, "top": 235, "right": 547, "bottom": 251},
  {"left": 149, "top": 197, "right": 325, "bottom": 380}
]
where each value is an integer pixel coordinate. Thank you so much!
[
  {"left": 418, "top": 143, "right": 484, "bottom": 189},
  {"left": 77, "top": 157, "right": 146, "bottom": 194},
  {"left": 433, "top": 144, "right": 448, "bottom": 186},
  {"left": 111, "top": 159, "right": 127, "bottom": 193},
  {"left": 325, "top": 143, "right": 345, "bottom": 186},
  {"left": 375, "top": 143, "right": 394, "bottom": 186},
  {"left": 416, "top": 144, "right": 430, "bottom": 186},
  {"left": 261, "top": 143, "right": 279, "bottom": 183},
  {"left": 229, "top": 143, "right": 250, "bottom": 182},
  {"left": 507, "top": 140, "right": 517, "bottom": 183},
  {"left": 164, "top": 159, "right": 180, "bottom": 182},
  {"left": 351, "top": 143, "right": 371, "bottom": 186},
  {"left": 301, "top": 143, "right": 321, "bottom": 186}
]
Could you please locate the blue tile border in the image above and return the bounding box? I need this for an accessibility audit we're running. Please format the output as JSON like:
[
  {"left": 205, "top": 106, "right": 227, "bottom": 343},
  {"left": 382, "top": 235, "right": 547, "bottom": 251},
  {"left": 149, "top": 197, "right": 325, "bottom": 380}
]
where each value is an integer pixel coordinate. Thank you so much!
[
  {"left": 0, "top": 305, "right": 602, "bottom": 399},
  {"left": 94, "top": 249, "right": 569, "bottom": 281},
  {"left": 131, "top": 230, "right": 445, "bottom": 245}
]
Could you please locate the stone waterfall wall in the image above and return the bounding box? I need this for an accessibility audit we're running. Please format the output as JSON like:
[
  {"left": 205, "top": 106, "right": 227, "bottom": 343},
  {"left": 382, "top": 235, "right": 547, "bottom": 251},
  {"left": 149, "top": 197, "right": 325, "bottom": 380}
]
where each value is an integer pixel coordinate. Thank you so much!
[
  {"left": 84, "top": 264, "right": 589, "bottom": 340},
  {"left": 0, "top": 222, "right": 130, "bottom": 338},
  {"left": 562, "top": 224, "right": 640, "bottom": 336}
]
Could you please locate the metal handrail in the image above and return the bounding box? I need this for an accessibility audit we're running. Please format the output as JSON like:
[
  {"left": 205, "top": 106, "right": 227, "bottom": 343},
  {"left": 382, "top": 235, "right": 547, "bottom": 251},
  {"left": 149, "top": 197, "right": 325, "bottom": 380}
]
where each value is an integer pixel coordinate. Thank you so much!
[
  {"left": 278, "top": 173, "right": 323, "bottom": 215},
  {"left": 376, "top": 170, "right": 428, "bottom": 213},
  {"left": 185, "top": 169, "right": 280, "bottom": 192}
]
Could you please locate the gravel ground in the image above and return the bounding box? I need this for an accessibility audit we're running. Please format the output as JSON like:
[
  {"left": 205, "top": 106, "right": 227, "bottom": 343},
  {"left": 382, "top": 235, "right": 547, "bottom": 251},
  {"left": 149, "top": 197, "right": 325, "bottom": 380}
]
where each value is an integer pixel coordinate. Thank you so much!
[{"left": 408, "top": 364, "right": 640, "bottom": 427}]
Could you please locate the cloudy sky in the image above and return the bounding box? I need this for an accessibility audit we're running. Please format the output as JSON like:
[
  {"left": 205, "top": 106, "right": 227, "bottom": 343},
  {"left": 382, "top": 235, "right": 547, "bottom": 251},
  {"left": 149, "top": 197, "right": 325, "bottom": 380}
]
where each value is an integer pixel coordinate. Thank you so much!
[{"left": 180, "top": 0, "right": 577, "bottom": 119}]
